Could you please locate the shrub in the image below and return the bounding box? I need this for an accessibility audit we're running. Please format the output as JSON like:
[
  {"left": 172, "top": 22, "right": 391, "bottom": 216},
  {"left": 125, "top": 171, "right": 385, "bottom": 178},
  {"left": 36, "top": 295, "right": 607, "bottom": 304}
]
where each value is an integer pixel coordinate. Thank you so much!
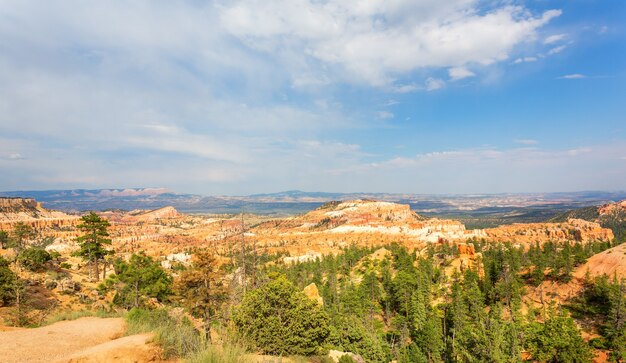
[
  {"left": 18, "top": 248, "right": 51, "bottom": 271},
  {"left": 233, "top": 275, "right": 330, "bottom": 356},
  {"left": 338, "top": 355, "right": 356, "bottom": 363}
]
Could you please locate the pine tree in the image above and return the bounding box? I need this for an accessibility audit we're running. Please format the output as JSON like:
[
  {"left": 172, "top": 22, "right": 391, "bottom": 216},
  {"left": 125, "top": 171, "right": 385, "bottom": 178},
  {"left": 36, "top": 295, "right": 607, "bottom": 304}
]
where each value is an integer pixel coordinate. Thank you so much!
[
  {"left": 101, "top": 253, "right": 172, "bottom": 308},
  {"left": 12, "top": 222, "right": 35, "bottom": 251},
  {"left": 74, "top": 212, "right": 112, "bottom": 281},
  {"left": 526, "top": 306, "right": 593, "bottom": 363},
  {"left": 0, "top": 231, "right": 9, "bottom": 249},
  {"left": 176, "top": 249, "right": 226, "bottom": 343}
]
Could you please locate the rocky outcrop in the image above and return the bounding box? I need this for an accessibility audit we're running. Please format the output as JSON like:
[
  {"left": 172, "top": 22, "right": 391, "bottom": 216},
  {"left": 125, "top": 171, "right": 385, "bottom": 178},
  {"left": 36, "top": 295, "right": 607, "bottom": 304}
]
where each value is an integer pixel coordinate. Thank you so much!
[
  {"left": 484, "top": 218, "right": 613, "bottom": 245},
  {"left": 303, "top": 283, "right": 323, "bottom": 306},
  {"left": 0, "top": 197, "right": 80, "bottom": 232},
  {"left": 122, "top": 206, "right": 181, "bottom": 223},
  {"left": 573, "top": 243, "right": 626, "bottom": 280},
  {"left": 0, "top": 197, "right": 39, "bottom": 211},
  {"left": 598, "top": 200, "right": 626, "bottom": 216}
]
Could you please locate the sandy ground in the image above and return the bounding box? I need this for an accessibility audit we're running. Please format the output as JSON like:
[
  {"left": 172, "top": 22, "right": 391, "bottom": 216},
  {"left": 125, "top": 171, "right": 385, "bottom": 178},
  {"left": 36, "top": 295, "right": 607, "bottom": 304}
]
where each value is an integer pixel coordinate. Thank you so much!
[{"left": 0, "top": 317, "right": 148, "bottom": 363}]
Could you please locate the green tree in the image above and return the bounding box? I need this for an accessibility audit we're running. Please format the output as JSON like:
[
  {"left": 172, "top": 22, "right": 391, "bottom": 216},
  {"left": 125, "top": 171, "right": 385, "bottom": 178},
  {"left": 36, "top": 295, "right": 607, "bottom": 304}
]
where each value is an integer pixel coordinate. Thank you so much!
[
  {"left": 233, "top": 275, "right": 330, "bottom": 356},
  {"left": 74, "top": 212, "right": 112, "bottom": 281},
  {"left": 607, "top": 279, "right": 626, "bottom": 362},
  {"left": 101, "top": 253, "right": 172, "bottom": 308},
  {"left": 526, "top": 308, "right": 593, "bottom": 363},
  {"left": 12, "top": 222, "right": 35, "bottom": 251},
  {"left": 175, "top": 249, "right": 226, "bottom": 343},
  {"left": 18, "top": 248, "right": 51, "bottom": 271},
  {"left": 0, "top": 230, "right": 9, "bottom": 249},
  {"left": 0, "top": 256, "right": 18, "bottom": 306}
]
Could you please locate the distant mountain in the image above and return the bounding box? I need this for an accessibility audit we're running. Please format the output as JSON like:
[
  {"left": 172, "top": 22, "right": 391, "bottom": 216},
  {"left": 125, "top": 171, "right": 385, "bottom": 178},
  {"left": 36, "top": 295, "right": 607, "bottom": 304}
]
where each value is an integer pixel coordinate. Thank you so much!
[{"left": 2, "top": 188, "right": 626, "bottom": 222}]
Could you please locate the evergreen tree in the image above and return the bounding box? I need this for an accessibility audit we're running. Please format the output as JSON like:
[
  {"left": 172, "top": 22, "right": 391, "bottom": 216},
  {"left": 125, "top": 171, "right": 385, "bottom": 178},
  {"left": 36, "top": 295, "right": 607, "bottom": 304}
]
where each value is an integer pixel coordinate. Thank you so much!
[
  {"left": 0, "top": 256, "right": 17, "bottom": 306},
  {"left": 176, "top": 249, "right": 226, "bottom": 343},
  {"left": 0, "top": 230, "right": 9, "bottom": 249},
  {"left": 74, "top": 212, "right": 112, "bottom": 281},
  {"left": 233, "top": 275, "right": 330, "bottom": 356},
  {"left": 11, "top": 222, "right": 34, "bottom": 251},
  {"left": 526, "top": 307, "right": 593, "bottom": 363},
  {"left": 101, "top": 253, "right": 172, "bottom": 308}
]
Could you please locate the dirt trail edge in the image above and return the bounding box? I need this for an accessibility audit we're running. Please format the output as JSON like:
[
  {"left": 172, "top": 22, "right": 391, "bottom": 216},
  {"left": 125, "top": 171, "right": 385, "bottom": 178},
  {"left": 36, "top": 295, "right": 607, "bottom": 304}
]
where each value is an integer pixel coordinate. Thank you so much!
[{"left": 0, "top": 317, "right": 160, "bottom": 363}]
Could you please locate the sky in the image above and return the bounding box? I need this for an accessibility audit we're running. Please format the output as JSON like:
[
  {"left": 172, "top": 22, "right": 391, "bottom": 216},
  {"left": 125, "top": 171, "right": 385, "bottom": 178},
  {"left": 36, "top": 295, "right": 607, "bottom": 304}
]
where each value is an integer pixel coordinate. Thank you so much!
[{"left": 0, "top": 0, "right": 625, "bottom": 195}]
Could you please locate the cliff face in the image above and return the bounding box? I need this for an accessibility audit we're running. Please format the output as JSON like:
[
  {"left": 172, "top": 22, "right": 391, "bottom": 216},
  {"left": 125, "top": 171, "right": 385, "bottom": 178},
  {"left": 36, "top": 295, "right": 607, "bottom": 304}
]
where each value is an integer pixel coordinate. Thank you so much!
[
  {"left": 0, "top": 197, "right": 80, "bottom": 231},
  {"left": 597, "top": 200, "right": 626, "bottom": 216},
  {"left": 484, "top": 218, "right": 613, "bottom": 245},
  {"left": 0, "top": 197, "right": 39, "bottom": 212}
]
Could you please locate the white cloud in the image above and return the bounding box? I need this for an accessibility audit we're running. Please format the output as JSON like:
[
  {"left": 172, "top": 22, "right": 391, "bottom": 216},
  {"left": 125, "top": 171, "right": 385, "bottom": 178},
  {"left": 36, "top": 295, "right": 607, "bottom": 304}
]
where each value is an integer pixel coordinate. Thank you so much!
[
  {"left": 515, "top": 139, "right": 539, "bottom": 145},
  {"left": 544, "top": 34, "right": 566, "bottom": 44},
  {"left": 559, "top": 74, "right": 586, "bottom": 79},
  {"left": 548, "top": 45, "right": 567, "bottom": 55},
  {"left": 513, "top": 57, "right": 538, "bottom": 64},
  {"left": 3, "top": 153, "right": 25, "bottom": 160},
  {"left": 426, "top": 77, "right": 445, "bottom": 91},
  {"left": 220, "top": 1, "right": 561, "bottom": 87},
  {"left": 377, "top": 111, "right": 394, "bottom": 120},
  {"left": 448, "top": 67, "right": 475, "bottom": 81}
]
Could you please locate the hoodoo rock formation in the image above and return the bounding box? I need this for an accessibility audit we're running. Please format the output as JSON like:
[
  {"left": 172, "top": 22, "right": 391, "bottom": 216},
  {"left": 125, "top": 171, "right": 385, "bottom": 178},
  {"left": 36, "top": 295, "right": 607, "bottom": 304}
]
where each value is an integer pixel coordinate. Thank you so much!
[{"left": 484, "top": 218, "right": 613, "bottom": 246}]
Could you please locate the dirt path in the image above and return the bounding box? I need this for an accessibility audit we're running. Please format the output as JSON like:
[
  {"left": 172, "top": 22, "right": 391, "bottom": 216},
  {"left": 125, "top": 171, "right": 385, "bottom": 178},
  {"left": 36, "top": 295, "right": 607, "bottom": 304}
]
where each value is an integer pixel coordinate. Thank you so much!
[{"left": 0, "top": 317, "right": 129, "bottom": 362}]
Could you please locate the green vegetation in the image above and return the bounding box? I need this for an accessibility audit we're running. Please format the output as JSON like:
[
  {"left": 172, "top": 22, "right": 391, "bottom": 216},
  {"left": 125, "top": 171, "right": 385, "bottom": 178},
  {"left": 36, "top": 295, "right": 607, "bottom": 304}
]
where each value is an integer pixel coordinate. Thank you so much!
[
  {"left": 233, "top": 275, "right": 330, "bottom": 356},
  {"left": 126, "top": 308, "right": 202, "bottom": 358},
  {"left": 526, "top": 306, "right": 593, "bottom": 362},
  {"left": 42, "top": 309, "right": 123, "bottom": 325},
  {"left": 176, "top": 250, "right": 227, "bottom": 343},
  {"left": 11, "top": 222, "right": 35, "bottom": 251},
  {"left": 0, "top": 256, "right": 17, "bottom": 305},
  {"left": 73, "top": 212, "right": 113, "bottom": 281},
  {"left": 0, "top": 230, "right": 9, "bottom": 249},
  {"left": 99, "top": 253, "right": 172, "bottom": 308},
  {"left": 18, "top": 248, "right": 51, "bottom": 271}
]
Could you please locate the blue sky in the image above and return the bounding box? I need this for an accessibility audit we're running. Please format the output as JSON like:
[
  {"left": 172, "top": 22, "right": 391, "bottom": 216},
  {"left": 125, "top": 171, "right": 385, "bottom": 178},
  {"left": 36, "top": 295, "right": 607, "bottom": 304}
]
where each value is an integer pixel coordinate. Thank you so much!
[{"left": 0, "top": 0, "right": 624, "bottom": 195}]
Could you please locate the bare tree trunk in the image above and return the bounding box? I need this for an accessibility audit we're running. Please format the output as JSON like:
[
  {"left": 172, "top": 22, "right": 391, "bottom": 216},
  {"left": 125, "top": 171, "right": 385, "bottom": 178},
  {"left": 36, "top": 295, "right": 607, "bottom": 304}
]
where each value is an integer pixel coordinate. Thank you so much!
[
  {"left": 134, "top": 281, "right": 139, "bottom": 308},
  {"left": 204, "top": 312, "right": 212, "bottom": 344},
  {"left": 94, "top": 257, "right": 99, "bottom": 281}
]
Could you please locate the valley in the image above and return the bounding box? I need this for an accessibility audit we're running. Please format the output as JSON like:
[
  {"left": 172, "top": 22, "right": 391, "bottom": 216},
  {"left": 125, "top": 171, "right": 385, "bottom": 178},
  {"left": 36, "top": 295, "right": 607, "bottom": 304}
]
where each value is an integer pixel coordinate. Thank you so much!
[{"left": 0, "top": 195, "right": 625, "bottom": 362}]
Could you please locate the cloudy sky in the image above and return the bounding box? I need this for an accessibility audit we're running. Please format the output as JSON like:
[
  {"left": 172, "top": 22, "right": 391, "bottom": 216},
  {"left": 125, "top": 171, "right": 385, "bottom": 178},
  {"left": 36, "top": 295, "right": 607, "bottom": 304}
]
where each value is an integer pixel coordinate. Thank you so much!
[{"left": 0, "top": 0, "right": 625, "bottom": 195}]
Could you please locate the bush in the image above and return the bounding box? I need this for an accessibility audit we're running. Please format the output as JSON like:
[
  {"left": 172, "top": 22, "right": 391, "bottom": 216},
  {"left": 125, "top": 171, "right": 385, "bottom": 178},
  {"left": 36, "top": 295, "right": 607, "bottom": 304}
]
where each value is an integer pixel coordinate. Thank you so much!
[
  {"left": 233, "top": 276, "right": 330, "bottom": 356},
  {"left": 338, "top": 355, "right": 356, "bottom": 363},
  {"left": 0, "top": 257, "right": 17, "bottom": 305},
  {"left": 18, "top": 248, "right": 51, "bottom": 271}
]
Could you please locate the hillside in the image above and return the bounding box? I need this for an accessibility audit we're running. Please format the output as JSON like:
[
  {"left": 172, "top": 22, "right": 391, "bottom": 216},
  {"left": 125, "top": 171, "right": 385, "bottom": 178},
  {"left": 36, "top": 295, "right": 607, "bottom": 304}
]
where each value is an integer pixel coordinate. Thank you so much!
[
  {"left": 552, "top": 200, "right": 626, "bottom": 241},
  {"left": 0, "top": 197, "right": 80, "bottom": 231},
  {"left": 573, "top": 242, "right": 626, "bottom": 280}
]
